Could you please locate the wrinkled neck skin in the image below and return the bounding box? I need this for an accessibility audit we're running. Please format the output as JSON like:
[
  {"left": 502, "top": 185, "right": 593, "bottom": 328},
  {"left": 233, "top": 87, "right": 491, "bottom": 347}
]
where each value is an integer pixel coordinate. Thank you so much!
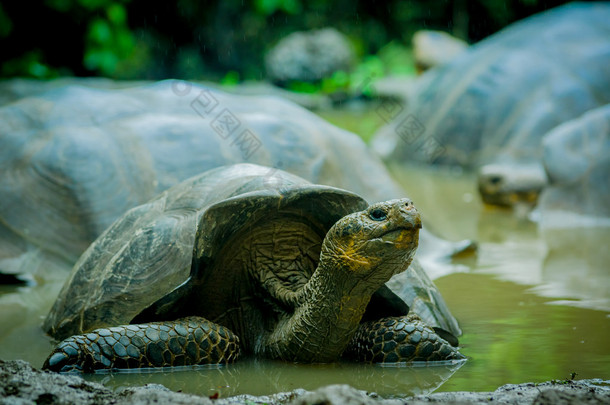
[{"left": 261, "top": 248, "right": 411, "bottom": 363}]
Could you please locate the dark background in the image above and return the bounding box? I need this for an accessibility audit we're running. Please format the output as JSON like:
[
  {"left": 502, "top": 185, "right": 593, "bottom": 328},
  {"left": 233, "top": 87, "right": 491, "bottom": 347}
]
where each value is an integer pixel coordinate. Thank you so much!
[{"left": 0, "top": 0, "right": 583, "bottom": 81}]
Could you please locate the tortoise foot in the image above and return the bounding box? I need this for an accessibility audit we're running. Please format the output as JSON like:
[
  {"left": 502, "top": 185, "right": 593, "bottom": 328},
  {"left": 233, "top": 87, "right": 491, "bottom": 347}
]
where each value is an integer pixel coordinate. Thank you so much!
[
  {"left": 43, "top": 316, "right": 240, "bottom": 372},
  {"left": 344, "top": 315, "right": 465, "bottom": 363}
]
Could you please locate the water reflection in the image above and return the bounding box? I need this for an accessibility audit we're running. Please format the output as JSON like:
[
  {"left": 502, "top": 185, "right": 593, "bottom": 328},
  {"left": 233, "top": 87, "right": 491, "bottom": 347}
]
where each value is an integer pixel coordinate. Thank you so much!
[
  {"left": 390, "top": 163, "right": 610, "bottom": 313},
  {"left": 475, "top": 206, "right": 610, "bottom": 312},
  {"left": 0, "top": 282, "right": 60, "bottom": 365},
  {"left": 538, "top": 227, "right": 610, "bottom": 311},
  {"left": 475, "top": 207, "right": 548, "bottom": 286},
  {"left": 84, "top": 359, "right": 465, "bottom": 398}
]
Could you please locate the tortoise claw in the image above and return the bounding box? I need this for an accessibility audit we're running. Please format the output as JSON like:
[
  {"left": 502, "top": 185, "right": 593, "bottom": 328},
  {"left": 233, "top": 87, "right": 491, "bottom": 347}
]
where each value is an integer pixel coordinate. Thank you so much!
[{"left": 43, "top": 344, "right": 85, "bottom": 372}]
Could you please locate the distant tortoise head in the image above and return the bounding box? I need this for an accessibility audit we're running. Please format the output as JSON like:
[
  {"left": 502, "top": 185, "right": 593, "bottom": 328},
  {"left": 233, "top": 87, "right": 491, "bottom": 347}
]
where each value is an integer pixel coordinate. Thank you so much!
[
  {"left": 42, "top": 164, "right": 462, "bottom": 372},
  {"left": 477, "top": 162, "right": 548, "bottom": 208}
]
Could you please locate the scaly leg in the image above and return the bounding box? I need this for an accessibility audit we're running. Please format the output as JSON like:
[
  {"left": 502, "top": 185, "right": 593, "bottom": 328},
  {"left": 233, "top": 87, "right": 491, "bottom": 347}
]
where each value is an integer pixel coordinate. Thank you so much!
[
  {"left": 43, "top": 316, "right": 240, "bottom": 372},
  {"left": 344, "top": 314, "right": 465, "bottom": 363}
]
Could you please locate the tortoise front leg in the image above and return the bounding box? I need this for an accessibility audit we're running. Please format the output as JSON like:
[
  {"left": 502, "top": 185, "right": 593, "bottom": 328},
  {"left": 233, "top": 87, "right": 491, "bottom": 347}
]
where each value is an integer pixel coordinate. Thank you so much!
[
  {"left": 344, "top": 314, "right": 465, "bottom": 363},
  {"left": 43, "top": 316, "right": 240, "bottom": 372}
]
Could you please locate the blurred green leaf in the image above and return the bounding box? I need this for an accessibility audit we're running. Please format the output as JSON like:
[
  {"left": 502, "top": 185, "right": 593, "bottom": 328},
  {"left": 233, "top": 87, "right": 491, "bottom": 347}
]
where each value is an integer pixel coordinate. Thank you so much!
[
  {"left": 321, "top": 70, "right": 349, "bottom": 93},
  {"left": 1, "top": 51, "right": 58, "bottom": 78},
  {"left": 88, "top": 18, "right": 112, "bottom": 43},
  {"left": 287, "top": 81, "right": 319, "bottom": 94},
  {"left": 84, "top": 47, "right": 119, "bottom": 71},
  {"left": 479, "top": 0, "right": 514, "bottom": 26},
  {"left": 254, "top": 0, "right": 302, "bottom": 16},
  {"left": 107, "top": 3, "right": 127, "bottom": 25},
  {"left": 221, "top": 70, "right": 240, "bottom": 86},
  {"left": 254, "top": 0, "right": 278, "bottom": 15},
  {"left": 83, "top": 6, "right": 135, "bottom": 76},
  {"left": 281, "top": 0, "right": 302, "bottom": 14},
  {"left": 28, "top": 62, "right": 51, "bottom": 77},
  {"left": 0, "top": 4, "right": 13, "bottom": 38},
  {"left": 116, "top": 28, "right": 135, "bottom": 52},
  {"left": 78, "top": 0, "right": 110, "bottom": 10},
  {"left": 44, "top": 0, "right": 73, "bottom": 12},
  {"left": 377, "top": 41, "right": 416, "bottom": 76}
]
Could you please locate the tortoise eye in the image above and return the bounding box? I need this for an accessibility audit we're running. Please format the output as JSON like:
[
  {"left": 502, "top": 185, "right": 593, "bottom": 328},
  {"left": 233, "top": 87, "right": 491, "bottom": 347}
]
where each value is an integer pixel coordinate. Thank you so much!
[{"left": 369, "top": 208, "right": 387, "bottom": 221}]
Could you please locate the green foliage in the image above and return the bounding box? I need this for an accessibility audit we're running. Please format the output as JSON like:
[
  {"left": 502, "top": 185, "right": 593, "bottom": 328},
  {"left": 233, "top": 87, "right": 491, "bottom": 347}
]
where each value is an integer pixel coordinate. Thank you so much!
[
  {"left": 317, "top": 106, "right": 387, "bottom": 144},
  {"left": 349, "top": 55, "right": 385, "bottom": 96},
  {"left": 220, "top": 71, "right": 241, "bottom": 87},
  {"left": 0, "top": 0, "right": 575, "bottom": 80},
  {"left": 44, "top": 0, "right": 73, "bottom": 12},
  {"left": 320, "top": 70, "right": 349, "bottom": 94},
  {"left": 0, "top": 4, "right": 13, "bottom": 38},
  {"left": 287, "top": 81, "right": 319, "bottom": 94},
  {"left": 1, "top": 50, "right": 59, "bottom": 78},
  {"left": 1, "top": 0, "right": 135, "bottom": 78},
  {"left": 83, "top": 3, "right": 135, "bottom": 76},
  {"left": 283, "top": 42, "right": 416, "bottom": 98},
  {"left": 254, "top": 0, "right": 302, "bottom": 15},
  {"left": 377, "top": 41, "right": 417, "bottom": 76}
]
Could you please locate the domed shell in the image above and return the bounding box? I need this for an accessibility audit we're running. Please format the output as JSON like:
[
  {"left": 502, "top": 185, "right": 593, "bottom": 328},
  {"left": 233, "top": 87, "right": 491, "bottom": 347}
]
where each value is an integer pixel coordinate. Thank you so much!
[
  {"left": 373, "top": 3, "right": 610, "bottom": 168},
  {"left": 0, "top": 80, "right": 404, "bottom": 281},
  {"left": 43, "top": 164, "right": 367, "bottom": 340}
]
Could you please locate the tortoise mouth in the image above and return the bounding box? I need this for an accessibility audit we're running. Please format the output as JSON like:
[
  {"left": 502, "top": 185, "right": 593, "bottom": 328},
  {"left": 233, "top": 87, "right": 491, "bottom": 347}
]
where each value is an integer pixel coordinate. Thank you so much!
[{"left": 373, "top": 227, "right": 417, "bottom": 243}]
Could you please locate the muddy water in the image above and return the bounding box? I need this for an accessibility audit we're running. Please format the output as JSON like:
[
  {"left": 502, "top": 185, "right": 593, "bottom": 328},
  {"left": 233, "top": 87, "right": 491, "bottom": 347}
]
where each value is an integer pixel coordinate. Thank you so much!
[{"left": 388, "top": 164, "right": 610, "bottom": 392}]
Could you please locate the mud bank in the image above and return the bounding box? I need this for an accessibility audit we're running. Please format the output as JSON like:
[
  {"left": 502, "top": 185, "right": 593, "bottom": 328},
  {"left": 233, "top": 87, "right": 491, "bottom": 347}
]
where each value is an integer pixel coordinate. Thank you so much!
[{"left": 1, "top": 360, "right": 609, "bottom": 404}]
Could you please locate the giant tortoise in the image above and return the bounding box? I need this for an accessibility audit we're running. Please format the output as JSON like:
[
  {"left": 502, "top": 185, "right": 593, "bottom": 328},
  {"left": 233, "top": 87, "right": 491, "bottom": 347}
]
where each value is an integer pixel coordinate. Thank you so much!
[
  {"left": 0, "top": 79, "right": 472, "bottom": 281},
  {"left": 372, "top": 3, "right": 610, "bottom": 208},
  {"left": 537, "top": 104, "right": 610, "bottom": 225},
  {"left": 479, "top": 104, "right": 610, "bottom": 216},
  {"left": 42, "top": 164, "right": 464, "bottom": 372}
]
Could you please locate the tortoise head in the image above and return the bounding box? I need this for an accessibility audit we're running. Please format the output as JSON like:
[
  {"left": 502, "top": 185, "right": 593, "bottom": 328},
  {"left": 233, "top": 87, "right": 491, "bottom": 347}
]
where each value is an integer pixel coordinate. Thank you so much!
[
  {"left": 261, "top": 198, "right": 422, "bottom": 362},
  {"left": 320, "top": 198, "right": 421, "bottom": 287}
]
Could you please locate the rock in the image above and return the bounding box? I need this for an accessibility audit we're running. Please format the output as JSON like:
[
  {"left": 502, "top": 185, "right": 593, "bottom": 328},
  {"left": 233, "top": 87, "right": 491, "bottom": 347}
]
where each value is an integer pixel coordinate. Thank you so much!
[
  {"left": 0, "top": 359, "right": 117, "bottom": 405},
  {"left": 287, "top": 384, "right": 402, "bottom": 405},
  {"left": 412, "top": 30, "right": 468, "bottom": 73},
  {"left": 117, "top": 385, "right": 213, "bottom": 405},
  {"left": 412, "top": 380, "right": 610, "bottom": 404},
  {"left": 532, "top": 387, "right": 610, "bottom": 405},
  {"left": 265, "top": 28, "right": 355, "bottom": 84}
]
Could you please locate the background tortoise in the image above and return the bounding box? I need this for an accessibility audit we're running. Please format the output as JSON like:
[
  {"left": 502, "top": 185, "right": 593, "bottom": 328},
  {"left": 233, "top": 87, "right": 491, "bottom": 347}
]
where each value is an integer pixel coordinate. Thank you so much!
[
  {"left": 43, "top": 164, "right": 463, "bottom": 372},
  {"left": 479, "top": 103, "right": 610, "bottom": 216},
  {"left": 0, "top": 80, "right": 470, "bottom": 282},
  {"left": 372, "top": 3, "right": 610, "bottom": 208},
  {"left": 537, "top": 104, "right": 610, "bottom": 226}
]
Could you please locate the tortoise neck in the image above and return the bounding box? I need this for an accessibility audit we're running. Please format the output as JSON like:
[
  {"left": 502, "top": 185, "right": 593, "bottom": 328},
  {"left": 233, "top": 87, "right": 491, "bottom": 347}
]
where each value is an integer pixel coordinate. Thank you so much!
[{"left": 262, "top": 258, "right": 375, "bottom": 362}]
